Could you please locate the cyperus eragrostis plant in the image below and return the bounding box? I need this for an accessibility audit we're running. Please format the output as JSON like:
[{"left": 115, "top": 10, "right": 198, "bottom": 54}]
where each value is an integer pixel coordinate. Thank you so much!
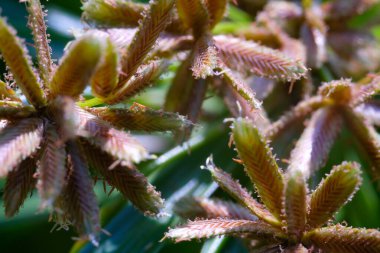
[
  {"left": 164, "top": 118, "right": 380, "bottom": 252},
  {"left": 0, "top": 0, "right": 192, "bottom": 245}
]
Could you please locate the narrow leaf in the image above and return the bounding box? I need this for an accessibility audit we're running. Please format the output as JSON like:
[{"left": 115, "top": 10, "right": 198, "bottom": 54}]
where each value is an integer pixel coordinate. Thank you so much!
[
  {"left": 204, "top": 157, "right": 280, "bottom": 226},
  {"left": 232, "top": 118, "right": 284, "bottom": 219},
  {"left": 0, "top": 17, "right": 45, "bottom": 107},
  {"left": 287, "top": 108, "right": 343, "bottom": 179},
  {"left": 0, "top": 118, "right": 43, "bottom": 177},
  {"left": 87, "top": 103, "right": 192, "bottom": 133},
  {"left": 3, "top": 156, "right": 37, "bottom": 217},
  {"left": 307, "top": 162, "right": 362, "bottom": 228},
  {"left": 174, "top": 196, "right": 257, "bottom": 220},
  {"left": 37, "top": 123, "right": 67, "bottom": 209},
  {"left": 214, "top": 35, "right": 307, "bottom": 81},
  {"left": 80, "top": 140, "right": 164, "bottom": 215},
  {"left": 26, "top": 0, "right": 53, "bottom": 87},
  {"left": 0, "top": 103, "right": 35, "bottom": 120},
  {"left": 164, "top": 219, "right": 283, "bottom": 243},
  {"left": 50, "top": 35, "right": 102, "bottom": 99},
  {"left": 303, "top": 225, "right": 380, "bottom": 253}
]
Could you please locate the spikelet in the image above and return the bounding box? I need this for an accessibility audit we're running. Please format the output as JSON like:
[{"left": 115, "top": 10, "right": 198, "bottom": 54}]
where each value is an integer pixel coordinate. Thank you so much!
[
  {"left": 232, "top": 118, "right": 284, "bottom": 220},
  {"left": 37, "top": 123, "right": 67, "bottom": 209},
  {"left": 90, "top": 37, "right": 119, "bottom": 99},
  {"left": 307, "top": 162, "right": 362, "bottom": 228},
  {"left": 49, "top": 35, "right": 102, "bottom": 99},
  {"left": 287, "top": 108, "right": 343, "bottom": 179},
  {"left": 106, "top": 60, "right": 168, "bottom": 104},
  {"left": 174, "top": 197, "right": 257, "bottom": 220},
  {"left": 342, "top": 109, "right": 380, "bottom": 181},
  {"left": 284, "top": 170, "right": 307, "bottom": 240},
  {"left": 0, "top": 17, "right": 45, "bottom": 107},
  {"left": 164, "top": 218, "right": 284, "bottom": 243},
  {"left": 82, "top": 0, "right": 145, "bottom": 27},
  {"left": 0, "top": 118, "right": 43, "bottom": 177},
  {"left": 265, "top": 96, "right": 332, "bottom": 140},
  {"left": 203, "top": 156, "right": 280, "bottom": 226},
  {"left": 0, "top": 104, "right": 35, "bottom": 119},
  {"left": 350, "top": 78, "right": 380, "bottom": 107},
  {"left": 87, "top": 103, "right": 192, "bottom": 133},
  {"left": 191, "top": 33, "right": 218, "bottom": 79},
  {"left": 3, "top": 156, "right": 37, "bottom": 217},
  {"left": 80, "top": 140, "right": 163, "bottom": 215},
  {"left": 118, "top": 0, "right": 175, "bottom": 86},
  {"left": 214, "top": 35, "right": 307, "bottom": 81},
  {"left": 0, "top": 80, "right": 21, "bottom": 101},
  {"left": 61, "top": 140, "right": 100, "bottom": 245},
  {"left": 26, "top": 0, "right": 53, "bottom": 87},
  {"left": 302, "top": 225, "right": 380, "bottom": 253},
  {"left": 318, "top": 79, "right": 353, "bottom": 105},
  {"left": 176, "top": 0, "right": 209, "bottom": 36},
  {"left": 204, "top": 0, "right": 227, "bottom": 28}
]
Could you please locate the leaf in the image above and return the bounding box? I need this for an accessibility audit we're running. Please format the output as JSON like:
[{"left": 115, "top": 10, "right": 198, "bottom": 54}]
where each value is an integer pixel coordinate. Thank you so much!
[
  {"left": 214, "top": 35, "right": 307, "bottom": 81},
  {"left": 90, "top": 37, "right": 119, "bottom": 99},
  {"left": 232, "top": 118, "right": 284, "bottom": 219},
  {"left": 3, "top": 156, "right": 37, "bottom": 217},
  {"left": 164, "top": 219, "right": 283, "bottom": 243},
  {"left": 307, "top": 162, "right": 362, "bottom": 228},
  {"left": 265, "top": 96, "right": 332, "bottom": 140},
  {"left": 302, "top": 225, "right": 380, "bottom": 253},
  {"left": 351, "top": 78, "right": 380, "bottom": 107},
  {"left": 287, "top": 108, "right": 343, "bottom": 179},
  {"left": 342, "top": 108, "right": 380, "bottom": 181},
  {"left": 87, "top": 103, "right": 192, "bottom": 133},
  {"left": 118, "top": 0, "right": 174, "bottom": 86},
  {"left": 61, "top": 140, "right": 100, "bottom": 246},
  {"left": 191, "top": 33, "right": 218, "bottom": 79},
  {"left": 176, "top": 0, "right": 209, "bottom": 36},
  {"left": 174, "top": 196, "right": 257, "bottom": 220},
  {"left": 49, "top": 35, "right": 103, "bottom": 99},
  {"left": 78, "top": 110, "right": 149, "bottom": 166},
  {"left": 82, "top": 0, "right": 145, "bottom": 27},
  {"left": 37, "top": 123, "right": 67, "bottom": 209},
  {"left": 204, "top": 0, "right": 227, "bottom": 28},
  {"left": 80, "top": 140, "right": 164, "bottom": 216},
  {"left": 284, "top": 170, "right": 307, "bottom": 239},
  {"left": 0, "top": 118, "right": 43, "bottom": 177},
  {"left": 106, "top": 60, "right": 168, "bottom": 104},
  {"left": 204, "top": 157, "right": 280, "bottom": 226},
  {"left": 26, "top": 0, "right": 53, "bottom": 87},
  {"left": 0, "top": 104, "right": 35, "bottom": 120},
  {"left": 0, "top": 17, "right": 45, "bottom": 107}
]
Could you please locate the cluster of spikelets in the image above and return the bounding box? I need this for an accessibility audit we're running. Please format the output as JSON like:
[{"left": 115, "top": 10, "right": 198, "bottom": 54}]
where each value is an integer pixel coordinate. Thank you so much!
[
  {"left": 0, "top": 0, "right": 193, "bottom": 245},
  {"left": 164, "top": 118, "right": 380, "bottom": 252}
]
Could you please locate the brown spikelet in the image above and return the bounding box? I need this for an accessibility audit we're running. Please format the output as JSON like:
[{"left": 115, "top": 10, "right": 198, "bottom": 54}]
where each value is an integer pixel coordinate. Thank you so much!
[
  {"left": 176, "top": 0, "right": 209, "bottom": 36},
  {"left": 214, "top": 35, "right": 307, "bottom": 81},
  {"left": 174, "top": 196, "right": 257, "bottom": 220},
  {"left": 37, "top": 123, "right": 67, "bottom": 209},
  {"left": 287, "top": 108, "right": 343, "bottom": 179},
  {"left": 204, "top": 157, "right": 280, "bottom": 226},
  {"left": 232, "top": 118, "right": 284, "bottom": 219},
  {"left": 87, "top": 103, "right": 192, "bottom": 133},
  {"left": 80, "top": 140, "right": 163, "bottom": 215},
  {"left": 118, "top": 0, "right": 174, "bottom": 86},
  {"left": 82, "top": 0, "right": 145, "bottom": 27},
  {"left": 106, "top": 60, "right": 167, "bottom": 104},
  {"left": 265, "top": 96, "right": 332, "bottom": 140},
  {"left": 0, "top": 104, "right": 35, "bottom": 120},
  {"left": 151, "top": 34, "right": 193, "bottom": 59},
  {"left": 78, "top": 110, "right": 149, "bottom": 166},
  {"left": 191, "top": 33, "right": 218, "bottom": 79},
  {"left": 3, "top": 156, "right": 37, "bottom": 217},
  {"left": 164, "top": 218, "right": 285, "bottom": 243},
  {"left": 61, "top": 140, "right": 100, "bottom": 245},
  {"left": 307, "top": 162, "right": 362, "bottom": 228},
  {"left": 91, "top": 37, "right": 119, "bottom": 99},
  {"left": 204, "top": 0, "right": 227, "bottom": 28},
  {"left": 49, "top": 35, "right": 102, "bottom": 99},
  {"left": 302, "top": 225, "right": 380, "bottom": 253},
  {"left": 0, "top": 17, "right": 45, "bottom": 107},
  {"left": 284, "top": 170, "right": 307, "bottom": 240},
  {"left": 342, "top": 109, "right": 380, "bottom": 181},
  {"left": 26, "top": 0, "right": 53, "bottom": 87},
  {"left": 0, "top": 118, "right": 43, "bottom": 177},
  {"left": 350, "top": 79, "right": 380, "bottom": 107}
]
